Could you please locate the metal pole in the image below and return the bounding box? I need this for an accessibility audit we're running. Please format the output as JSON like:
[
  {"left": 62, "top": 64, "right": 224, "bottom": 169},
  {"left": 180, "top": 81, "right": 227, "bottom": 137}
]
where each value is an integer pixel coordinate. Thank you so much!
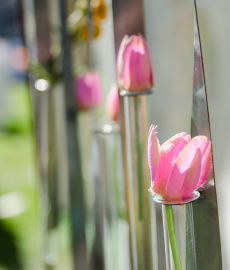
[
  {"left": 58, "top": 0, "right": 88, "bottom": 269},
  {"left": 189, "top": 1, "right": 222, "bottom": 269}
]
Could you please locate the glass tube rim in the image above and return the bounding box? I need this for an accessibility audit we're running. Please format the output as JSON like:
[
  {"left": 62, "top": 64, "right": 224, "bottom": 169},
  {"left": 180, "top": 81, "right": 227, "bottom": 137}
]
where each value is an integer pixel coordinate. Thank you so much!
[{"left": 149, "top": 190, "right": 200, "bottom": 205}]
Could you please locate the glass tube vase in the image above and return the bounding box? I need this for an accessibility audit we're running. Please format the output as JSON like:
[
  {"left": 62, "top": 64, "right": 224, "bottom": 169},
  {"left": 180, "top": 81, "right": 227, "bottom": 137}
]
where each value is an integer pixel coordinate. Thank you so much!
[
  {"left": 91, "top": 119, "right": 130, "bottom": 270},
  {"left": 119, "top": 89, "right": 156, "bottom": 270},
  {"left": 151, "top": 193, "right": 199, "bottom": 270}
]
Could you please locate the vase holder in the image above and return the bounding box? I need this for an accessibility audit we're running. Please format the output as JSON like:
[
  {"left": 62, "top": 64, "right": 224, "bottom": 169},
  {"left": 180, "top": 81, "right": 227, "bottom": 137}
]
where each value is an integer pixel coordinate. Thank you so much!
[{"left": 149, "top": 190, "right": 200, "bottom": 205}]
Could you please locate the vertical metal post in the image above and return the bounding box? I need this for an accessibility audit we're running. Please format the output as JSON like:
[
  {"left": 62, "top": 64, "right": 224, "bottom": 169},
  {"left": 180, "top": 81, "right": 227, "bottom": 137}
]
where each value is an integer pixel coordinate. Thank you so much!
[
  {"left": 112, "top": 0, "right": 145, "bottom": 54},
  {"left": 189, "top": 1, "right": 222, "bottom": 269},
  {"left": 23, "top": 0, "right": 88, "bottom": 267},
  {"left": 58, "top": 0, "right": 88, "bottom": 269},
  {"left": 21, "top": 0, "right": 51, "bottom": 266}
]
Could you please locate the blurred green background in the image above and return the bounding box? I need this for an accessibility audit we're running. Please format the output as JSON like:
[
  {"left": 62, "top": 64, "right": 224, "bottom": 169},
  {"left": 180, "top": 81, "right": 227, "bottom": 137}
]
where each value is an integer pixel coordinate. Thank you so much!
[{"left": 0, "top": 82, "right": 41, "bottom": 270}]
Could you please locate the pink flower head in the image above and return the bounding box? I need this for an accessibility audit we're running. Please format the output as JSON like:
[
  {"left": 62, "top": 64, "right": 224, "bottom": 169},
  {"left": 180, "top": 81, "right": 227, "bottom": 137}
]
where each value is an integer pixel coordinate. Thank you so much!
[
  {"left": 75, "top": 71, "right": 102, "bottom": 110},
  {"left": 106, "top": 83, "right": 119, "bottom": 121},
  {"left": 148, "top": 125, "right": 212, "bottom": 201},
  {"left": 117, "top": 34, "right": 154, "bottom": 92}
]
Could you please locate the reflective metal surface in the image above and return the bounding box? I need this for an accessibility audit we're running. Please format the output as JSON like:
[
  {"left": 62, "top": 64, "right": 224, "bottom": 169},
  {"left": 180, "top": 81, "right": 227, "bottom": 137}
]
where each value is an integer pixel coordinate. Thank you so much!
[
  {"left": 188, "top": 1, "right": 222, "bottom": 269},
  {"left": 58, "top": 0, "right": 88, "bottom": 269},
  {"left": 120, "top": 89, "right": 154, "bottom": 97},
  {"left": 22, "top": 0, "right": 69, "bottom": 268}
]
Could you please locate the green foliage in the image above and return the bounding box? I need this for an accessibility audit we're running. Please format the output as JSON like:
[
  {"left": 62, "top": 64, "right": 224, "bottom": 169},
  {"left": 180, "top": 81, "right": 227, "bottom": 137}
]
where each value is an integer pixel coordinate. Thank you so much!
[
  {"left": 29, "top": 58, "right": 61, "bottom": 85},
  {"left": 0, "top": 83, "right": 32, "bottom": 135},
  {"left": 0, "top": 220, "right": 22, "bottom": 270}
]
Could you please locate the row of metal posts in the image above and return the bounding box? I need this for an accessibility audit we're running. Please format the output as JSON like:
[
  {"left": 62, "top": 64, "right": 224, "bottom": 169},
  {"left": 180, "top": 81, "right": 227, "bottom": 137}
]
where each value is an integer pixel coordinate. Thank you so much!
[
  {"left": 22, "top": 0, "right": 88, "bottom": 268},
  {"left": 21, "top": 0, "right": 222, "bottom": 269}
]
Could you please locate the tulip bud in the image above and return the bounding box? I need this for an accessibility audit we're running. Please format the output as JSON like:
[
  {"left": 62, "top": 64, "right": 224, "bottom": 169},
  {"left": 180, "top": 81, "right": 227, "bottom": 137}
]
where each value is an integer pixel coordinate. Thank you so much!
[
  {"left": 106, "top": 83, "right": 119, "bottom": 121},
  {"left": 75, "top": 71, "right": 102, "bottom": 110},
  {"left": 117, "top": 34, "right": 154, "bottom": 92}
]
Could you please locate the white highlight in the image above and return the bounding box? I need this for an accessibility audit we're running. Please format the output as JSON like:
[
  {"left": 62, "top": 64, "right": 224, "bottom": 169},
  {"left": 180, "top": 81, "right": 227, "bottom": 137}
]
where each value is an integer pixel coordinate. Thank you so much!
[
  {"left": 101, "top": 124, "right": 112, "bottom": 134},
  {"left": 35, "top": 79, "right": 49, "bottom": 91},
  {"left": 69, "top": 9, "right": 83, "bottom": 24},
  {"left": 0, "top": 192, "right": 27, "bottom": 219}
]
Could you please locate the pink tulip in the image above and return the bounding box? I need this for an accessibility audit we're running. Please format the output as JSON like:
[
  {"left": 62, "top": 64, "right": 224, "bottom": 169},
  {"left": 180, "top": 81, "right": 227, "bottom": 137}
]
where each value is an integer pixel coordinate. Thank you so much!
[
  {"left": 106, "top": 83, "right": 119, "bottom": 121},
  {"left": 148, "top": 125, "right": 212, "bottom": 201},
  {"left": 117, "top": 34, "right": 154, "bottom": 92},
  {"left": 75, "top": 71, "right": 102, "bottom": 110}
]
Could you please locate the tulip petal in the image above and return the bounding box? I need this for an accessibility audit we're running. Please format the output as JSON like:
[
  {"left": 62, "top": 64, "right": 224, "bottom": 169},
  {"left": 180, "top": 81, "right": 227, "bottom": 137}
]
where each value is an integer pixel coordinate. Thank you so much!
[
  {"left": 138, "top": 34, "right": 154, "bottom": 89},
  {"left": 182, "top": 147, "right": 202, "bottom": 199},
  {"left": 195, "top": 136, "right": 212, "bottom": 188},
  {"left": 117, "top": 35, "right": 128, "bottom": 86},
  {"left": 106, "top": 83, "right": 119, "bottom": 121},
  {"left": 122, "top": 35, "right": 153, "bottom": 91},
  {"left": 161, "top": 132, "right": 191, "bottom": 148},
  {"left": 148, "top": 125, "right": 160, "bottom": 185},
  {"left": 165, "top": 139, "right": 199, "bottom": 201},
  {"left": 153, "top": 134, "right": 190, "bottom": 198}
]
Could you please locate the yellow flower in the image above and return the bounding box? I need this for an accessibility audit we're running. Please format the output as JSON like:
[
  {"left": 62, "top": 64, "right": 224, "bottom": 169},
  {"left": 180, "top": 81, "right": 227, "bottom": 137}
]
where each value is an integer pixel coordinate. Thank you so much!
[
  {"left": 79, "top": 23, "right": 101, "bottom": 40},
  {"left": 91, "top": 0, "right": 107, "bottom": 22}
]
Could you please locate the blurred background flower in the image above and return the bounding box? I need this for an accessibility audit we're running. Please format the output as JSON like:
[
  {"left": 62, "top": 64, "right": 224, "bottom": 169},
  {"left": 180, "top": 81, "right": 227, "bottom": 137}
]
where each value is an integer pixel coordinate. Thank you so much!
[
  {"left": 75, "top": 71, "right": 102, "bottom": 110},
  {"left": 106, "top": 82, "right": 119, "bottom": 121},
  {"left": 68, "top": 0, "right": 107, "bottom": 42}
]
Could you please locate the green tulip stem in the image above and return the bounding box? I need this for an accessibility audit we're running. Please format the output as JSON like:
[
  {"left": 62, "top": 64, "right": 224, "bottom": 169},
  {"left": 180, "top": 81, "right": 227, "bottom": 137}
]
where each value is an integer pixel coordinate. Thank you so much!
[
  {"left": 165, "top": 205, "right": 182, "bottom": 270},
  {"left": 134, "top": 97, "right": 143, "bottom": 220}
]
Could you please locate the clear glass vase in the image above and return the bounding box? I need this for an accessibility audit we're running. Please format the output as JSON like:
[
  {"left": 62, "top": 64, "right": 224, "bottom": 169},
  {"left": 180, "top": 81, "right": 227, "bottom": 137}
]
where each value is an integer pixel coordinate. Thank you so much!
[
  {"left": 162, "top": 203, "right": 197, "bottom": 270},
  {"left": 91, "top": 119, "right": 130, "bottom": 270},
  {"left": 119, "top": 89, "right": 156, "bottom": 270}
]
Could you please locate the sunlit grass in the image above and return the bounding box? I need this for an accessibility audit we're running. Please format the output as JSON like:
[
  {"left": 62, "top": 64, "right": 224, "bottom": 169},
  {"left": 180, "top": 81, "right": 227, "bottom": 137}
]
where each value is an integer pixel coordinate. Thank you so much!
[{"left": 0, "top": 82, "right": 41, "bottom": 270}]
